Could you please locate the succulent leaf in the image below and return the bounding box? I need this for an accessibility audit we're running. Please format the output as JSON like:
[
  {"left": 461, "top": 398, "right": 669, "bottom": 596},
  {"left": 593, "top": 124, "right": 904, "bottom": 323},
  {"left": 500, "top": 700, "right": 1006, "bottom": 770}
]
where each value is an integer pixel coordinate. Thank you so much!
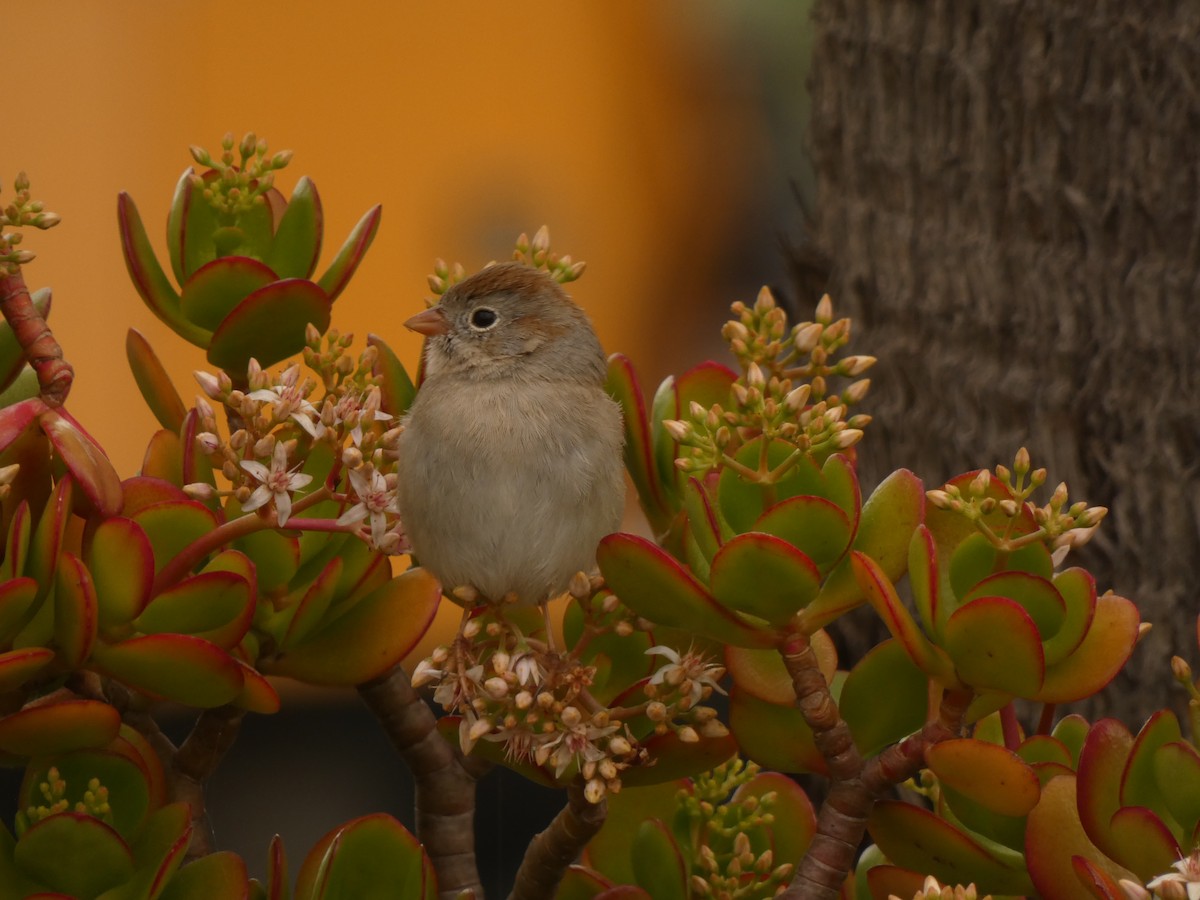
[
  {"left": 265, "top": 176, "right": 323, "bottom": 279},
  {"left": 630, "top": 820, "right": 687, "bottom": 900},
  {"left": 708, "top": 532, "right": 821, "bottom": 626},
  {"left": 206, "top": 278, "right": 330, "bottom": 373},
  {"left": 943, "top": 596, "right": 1045, "bottom": 697},
  {"left": 13, "top": 814, "right": 134, "bottom": 898},
  {"left": 90, "top": 634, "right": 244, "bottom": 708},
  {"left": 0, "top": 699, "right": 120, "bottom": 756},
  {"left": 315, "top": 204, "right": 382, "bottom": 303},
  {"left": 39, "top": 408, "right": 123, "bottom": 517},
  {"left": 157, "top": 851, "right": 249, "bottom": 900},
  {"left": 180, "top": 256, "right": 278, "bottom": 332},
  {"left": 125, "top": 330, "right": 187, "bottom": 433},
  {"left": 293, "top": 813, "right": 435, "bottom": 900},
  {"left": 367, "top": 333, "right": 416, "bottom": 417},
  {"left": 839, "top": 638, "right": 928, "bottom": 757},
  {"left": 54, "top": 553, "right": 98, "bottom": 668}
]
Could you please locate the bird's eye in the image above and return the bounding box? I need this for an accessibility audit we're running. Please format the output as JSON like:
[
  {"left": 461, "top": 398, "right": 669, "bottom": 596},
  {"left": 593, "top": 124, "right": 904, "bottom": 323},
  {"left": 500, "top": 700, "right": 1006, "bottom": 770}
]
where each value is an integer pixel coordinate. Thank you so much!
[{"left": 469, "top": 307, "right": 499, "bottom": 331}]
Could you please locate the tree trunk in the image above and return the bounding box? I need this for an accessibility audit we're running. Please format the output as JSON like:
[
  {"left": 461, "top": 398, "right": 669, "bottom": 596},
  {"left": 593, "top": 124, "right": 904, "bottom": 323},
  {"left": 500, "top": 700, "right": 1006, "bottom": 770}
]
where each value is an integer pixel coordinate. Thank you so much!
[{"left": 804, "top": 0, "right": 1200, "bottom": 724}]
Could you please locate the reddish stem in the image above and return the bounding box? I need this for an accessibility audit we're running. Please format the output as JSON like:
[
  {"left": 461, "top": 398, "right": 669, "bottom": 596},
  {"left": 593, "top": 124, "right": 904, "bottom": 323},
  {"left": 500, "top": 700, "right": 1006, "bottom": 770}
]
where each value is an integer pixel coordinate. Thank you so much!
[
  {"left": 0, "top": 268, "right": 73, "bottom": 406},
  {"left": 507, "top": 781, "right": 607, "bottom": 900}
]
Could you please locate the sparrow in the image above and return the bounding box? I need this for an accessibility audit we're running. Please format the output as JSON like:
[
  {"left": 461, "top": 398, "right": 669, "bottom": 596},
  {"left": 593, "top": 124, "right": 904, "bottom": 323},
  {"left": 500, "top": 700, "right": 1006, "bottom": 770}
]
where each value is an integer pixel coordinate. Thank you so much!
[{"left": 395, "top": 262, "right": 625, "bottom": 605}]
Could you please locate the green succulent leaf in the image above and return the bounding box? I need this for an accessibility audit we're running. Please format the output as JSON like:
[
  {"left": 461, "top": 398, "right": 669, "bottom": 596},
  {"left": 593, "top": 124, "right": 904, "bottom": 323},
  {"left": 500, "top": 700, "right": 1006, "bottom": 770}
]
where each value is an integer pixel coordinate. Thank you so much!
[
  {"left": 54, "top": 552, "right": 98, "bottom": 668},
  {"left": 630, "top": 820, "right": 686, "bottom": 900},
  {"left": 129, "top": 499, "right": 220, "bottom": 576},
  {"left": 1120, "top": 710, "right": 1181, "bottom": 820},
  {"left": 367, "top": 334, "right": 416, "bottom": 417},
  {"left": 117, "top": 192, "right": 210, "bottom": 346},
  {"left": 728, "top": 687, "right": 825, "bottom": 776},
  {"left": 557, "top": 865, "right": 615, "bottom": 900},
  {"left": 621, "top": 730, "right": 739, "bottom": 787},
  {"left": 231, "top": 514, "right": 301, "bottom": 595},
  {"left": 0, "top": 646, "right": 54, "bottom": 691},
  {"left": 562, "top": 593, "right": 653, "bottom": 707},
  {"left": 22, "top": 746, "right": 153, "bottom": 840},
  {"left": 90, "top": 634, "right": 244, "bottom": 708},
  {"left": 0, "top": 577, "right": 39, "bottom": 645},
  {"left": 1038, "top": 593, "right": 1139, "bottom": 704},
  {"left": 40, "top": 408, "right": 124, "bottom": 518},
  {"left": 606, "top": 354, "right": 671, "bottom": 535},
  {"left": 1076, "top": 718, "right": 1132, "bottom": 863},
  {"left": 206, "top": 278, "right": 331, "bottom": 373},
  {"left": 708, "top": 532, "right": 821, "bottom": 626},
  {"left": 1042, "top": 567, "right": 1097, "bottom": 666},
  {"left": 734, "top": 771, "right": 818, "bottom": 865},
  {"left": 1154, "top": 741, "right": 1200, "bottom": 834},
  {"left": 134, "top": 571, "right": 253, "bottom": 648},
  {"left": 231, "top": 660, "right": 281, "bottom": 714},
  {"left": 265, "top": 176, "right": 323, "bottom": 279},
  {"left": 943, "top": 596, "right": 1045, "bottom": 697},
  {"left": 1106, "top": 806, "right": 1180, "bottom": 880},
  {"left": 839, "top": 638, "right": 928, "bottom": 758},
  {"left": 88, "top": 517, "right": 155, "bottom": 630},
  {"left": 316, "top": 205, "right": 382, "bottom": 303},
  {"left": 141, "top": 430, "right": 184, "bottom": 485},
  {"left": 26, "top": 474, "right": 74, "bottom": 606},
  {"left": 927, "top": 739, "right": 1041, "bottom": 818},
  {"left": 279, "top": 557, "right": 342, "bottom": 649},
  {"left": 597, "top": 534, "right": 774, "bottom": 649},
  {"left": 125, "top": 330, "right": 188, "bottom": 433},
  {"left": 106, "top": 802, "right": 193, "bottom": 900},
  {"left": 294, "top": 814, "right": 435, "bottom": 900},
  {"left": 158, "top": 851, "right": 249, "bottom": 900},
  {"left": 180, "top": 256, "right": 278, "bottom": 332},
  {"left": 14, "top": 814, "right": 134, "bottom": 898},
  {"left": 751, "top": 495, "right": 852, "bottom": 573},
  {"left": 0, "top": 699, "right": 120, "bottom": 756},
  {"left": 582, "top": 779, "right": 686, "bottom": 887}
]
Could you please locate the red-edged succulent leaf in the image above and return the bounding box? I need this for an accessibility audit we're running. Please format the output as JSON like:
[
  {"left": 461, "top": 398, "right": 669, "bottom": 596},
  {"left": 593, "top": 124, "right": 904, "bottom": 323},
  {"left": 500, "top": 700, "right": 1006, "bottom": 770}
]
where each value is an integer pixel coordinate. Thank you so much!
[
  {"left": 280, "top": 557, "right": 342, "bottom": 648},
  {"left": 180, "top": 256, "right": 278, "bottom": 332},
  {"left": 728, "top": 687, "right": 825, "bottom": 775},
  {"left": 1106, "top": 805, "right": 1180, "bottom": 880},
  {"left": 866, "top": 865, "right": 928, "bottom": 900},
  {"left": 39, "top": 408, "right": 123, "bottom": 517},
  {"left": 265, "top": 176, "right": 323, "bottom": 279},
  {"left": 13, "top": 813, "right": 134, "bottom": 898},
  {"left": 367, "top": 333, "right": 416, "bottom": 417},
  {"left": 1076, "top": 719, "right": 1133, "bottom": 861},
  {"left": 606, "top": 354, "right": 671, "bottom": 533},
  {"left": 126, "top": 329, "right": 187, "bottom": 432},
  {"left": 1026, "top": 775, "right": 1137, "bottom": 899},
  {"left": 129, "top": 499, "right": 220, "bottom": 576},
  {"left": 558, "top": 865, "right": 615, "bottom": 900},
  {"left": 1019, "top": 734, "right": 1076, "bottom": 769},
  {"left": 1038, "top": 593, "right": 1140, "bottom": 704},
  {"left": 141, "top": 429, "right": 184, "bottom": 485},
  {"left": 839, "top": 638, "right": 929, "bottom": 758},
  {"left": 751, "top": 495, "right": 852, "bottom": 573},
  {"left": 231, "top": 520, "right": 300, "bottom": 595},
  {"left": 88, "top": 516, "right": 155, "bottom": 629},
  {"left": 1155, "top": 740, "right": 1200, "bottom": 832},
  {"left": 231, "top": 660, "right": 280, "bottom": 714},
  {"left": 264, "top": 833, "right": 288, "bottom": 900},
  {"left": 172, "top": 169, "right": 277, "bottom": 279},
  {"left": 948, "top": 532, "right": 1054, "bottom": 603},
  {"left": 943, "top": 596, "right": 1045, "bottom": 697},
  {"left": 22, "top": 746, "right": 152, "bottom": 839},
  {"left": 1044, "top": 567, "right": 1098, "bottom": 666},
  {"left": 621, "top": 730, "right": 738, "bottom": 787},
  {"left": 26, "top": 475, "right": 74, "bottom": 603},
  {"left": 0, "top": 576, "right": 39, "bottom": 645},
  {"left": 118, "top": 191, "right": 210, "bottom": 346},
  {"left": 909, "top": 524, "right": 941, "bottom": 639},
  {"left": 90, "top": 634, "right": 244, "bottom": 708},
  {"left": 724, "top": 629, "right": 836, "bottom": 706},
  {"left": 134, "top": 571, "right": 253, "bottom": 648},
  {"left": 112, "top": 723, "right": 169, "bottom": 812},
  {"left": 127, "top": 802, "right": 193, "bottom": 900},
  {"left": 664, "top": 362, "right": 737, "bottom": 493},
  {"left": 54, "top": 552, "right": 98, "bottom": 668},
  {"left": 716, "top": 439, "right": 834, "bottom": 533},
  {"left": 708, "top": 532, "right": 821, "bottom": 626},
  {"left": 0, "top": 699, "right": 120, "bottom": 756},
  {"left": 1072, "top": 857, "right": 1127, "bottom": 900},
  {"left": 264, "top": 567, "right": 440, "bottom": 686},
  {"left": 166, "top": 168, "right": 194, "bottom": 284},
  {"left": 207, "top": 278, "right": 331, "bottom": 372},
  {"left": 0, "top": 646, "right": 54, "bottom": 691},
  {"left": 0, "top": 396, "right": 45, "bottom": 454},
  {"left": 316, "top": 204, "right": 382, "bottom": 303},
  {"left": 120, "top": 476, "right": 192, "bottom": 516},
  {"left": 851, "top": 551, "right": 955, "bottom": 683},
  {"left": 157, "top": 851, "right": 249, "bottom": 900},
  {"left": 1053, "top": 715, "right": 1093, "bottom": 768},
  {"left": 852, "top": 466, "right": 923, "bottom": 576},
  {"left": 927, "top": 739, "right": 1041, "bottom": 817},
  {"left": 733, "top": 770, "right": 818, "bottom": 864},
  {"left": 1120, "top": 711, "right": 1182, "bottom": 818},
  {"left": 562, "top": 591, "right": 654, "bottom": 706},
  {"left": 963, "top": 571, "right": 1064, "bottom": 639},
  {"left": 629, "top": 819, "right": 687, "bottom": 900},
  {"left": 583, "top": 779, "right": 686, "bottom": 887},
  {"left": 294, "top": 813, "right": 433, "bottom": 900},
  {"left": 869, "top": 799, "right": 1034, "bottom": 895},
  {"left": 681, "top": 477, "right": 724, "bottom": 569},
  {"left": 598, "top": 534, "right": 773, "bottom": 648},
  {"left": 180, "top": 409, "right": 217, "bottom": 494}
]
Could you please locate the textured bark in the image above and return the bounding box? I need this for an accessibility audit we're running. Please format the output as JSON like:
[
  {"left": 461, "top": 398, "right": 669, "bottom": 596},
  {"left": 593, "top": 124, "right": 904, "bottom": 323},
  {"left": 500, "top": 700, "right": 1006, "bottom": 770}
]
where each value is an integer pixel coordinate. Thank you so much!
[
  {"left": 506, "top": 781, "right": 607, "bottom": 900},
  {"left": 359, "top": 664, "right": 487, "bottom": 900},
  {"left": 804, "top": 0, "right": 1200, "bottom": 723},
  {"left": 0, "top": 268, "right": 73, "bottom": 406}
]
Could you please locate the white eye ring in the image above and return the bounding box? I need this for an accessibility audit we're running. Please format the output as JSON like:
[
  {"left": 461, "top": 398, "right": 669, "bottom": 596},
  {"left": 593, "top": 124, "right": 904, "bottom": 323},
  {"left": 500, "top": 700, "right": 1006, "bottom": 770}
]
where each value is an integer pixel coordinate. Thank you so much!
[{"left": 468, "top": 307, "right": 500, "bottom": 331}]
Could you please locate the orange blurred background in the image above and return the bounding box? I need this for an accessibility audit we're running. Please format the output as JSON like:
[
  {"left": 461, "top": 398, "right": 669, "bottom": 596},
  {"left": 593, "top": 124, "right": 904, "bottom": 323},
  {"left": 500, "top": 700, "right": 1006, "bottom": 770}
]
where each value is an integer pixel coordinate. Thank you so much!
[{"left": 4, "top": 2, "right": 812, "bottom": 885}]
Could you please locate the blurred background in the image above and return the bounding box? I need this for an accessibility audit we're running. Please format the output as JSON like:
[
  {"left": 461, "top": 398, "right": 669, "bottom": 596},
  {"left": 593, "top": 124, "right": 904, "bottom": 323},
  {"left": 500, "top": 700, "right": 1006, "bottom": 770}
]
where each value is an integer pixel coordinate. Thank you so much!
[{"left": 5, "top": 2, "right": 816, "bottom": 891}]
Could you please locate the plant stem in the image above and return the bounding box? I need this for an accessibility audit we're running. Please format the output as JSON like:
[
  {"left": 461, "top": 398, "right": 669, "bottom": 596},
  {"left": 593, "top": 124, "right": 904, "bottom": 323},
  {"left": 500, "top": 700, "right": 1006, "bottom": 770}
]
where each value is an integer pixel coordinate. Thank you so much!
[
  {"left": 507, "top": 781, "right": 607, "bottom": 900},
  {"left": 359, "top": 663, "right": 488, "bottom": 900},
  {"left": 0, "top": 267, "right": 73, "bottom": 406}
]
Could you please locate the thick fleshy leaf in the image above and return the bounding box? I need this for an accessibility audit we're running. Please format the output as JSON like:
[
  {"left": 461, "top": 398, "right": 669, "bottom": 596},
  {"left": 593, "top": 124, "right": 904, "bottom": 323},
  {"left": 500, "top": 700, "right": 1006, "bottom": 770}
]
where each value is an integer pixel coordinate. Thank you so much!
[
  {"left": 709, "top": 532, "right": 821, "bottom": 626},
  {"left": 22, "top": 746, "right": 152, "bottom": 840},
  {"left": 598, "top": 534, "right": 773, "bottom": 648},
  {"left": 666, "top": 362, "right": 737, "bottom": 493},
  {"left": 264, "top": 833, "right": 289, "bottom": 900},
  {"left": 865, "top": 865, "right": 927, "bottom": 900},
  {"left": 733, "top": 771, "right": 817, "bottom": 864},
  {"left": 40, "top": 408, "right": 124, "bottom": 517},
  {"left": 751, "top": 495, "right": 852, "bottom": 572},
  {"left": 621, "top": 730, "right": 739, "bottom": 787},
  {"left": 0, "top": 646, "right": 54, "bottom": 691},
  {"left": 1038, "top": 594, "right": 1139, "bottom": 703},
  {"left": 126, "top": 330, "right": 187, "bottom": 432},
  {"left": 927, "top": 739, "right": 1040, "bottom": 817},
  {"left": 726, "top": 631, "right": 837, "bottom": 707},
  {"left": 630, "top": 820, "right": 687, "bottom": 900},
  {"left": 852, "top": 551, "right": 955, "bottom": 683},
  {"left": 89, "top": 517, "right": 155, "bottom": 629},
  {"left": 1044, "top": 567, "right": 1098, "bottom": 666},
  {"left": 0, "top": 577, "right": 39, "bottom": 645},
  {"left": 141, "top": 429, "right": 184, "bottom": 485},
  {"left": 1019, "top": 734, "right": 1075, "bottom": 769},
  {"left": 173, "top": 170, "right": 278, "bottom": 279},
  {"left": 265, "top": 177, "right": 323, "bottom": 279},
  {"left": 606, "top": 354, "right": 670, "bottom": 533},
  {"left": 869, "top": 800, "right": 1034, "bottom": 894},
  {"left": 1076, "top": 718, "right": 1132, "bottom": 861},
  {"left": 944, "top": 596, "right": 1045, "bottom": 696},
  {"left": 728, "top": 687, "right": 825, "bottom": 775},
  {"left": 562, "top": 592, "right": 654, "bottom": 706},
  {"left": 129, "top": 499, "right": 220, "bottom": 576},
  {"left": 265, "top": 567, "right": 440, "bottom": 685},
  {"left": 232, "top": 522, "right": 300, "bottom": 595},
  {"left": 14, "top": 814, "right": 134, "bottom": 897},
  {"left": 558, "top": 866, "right": 614, "bottom": 900},
  {"left": 0, "top": 289, "right": 51, "bottom": 395},
  {"left": 166, "top": 169, "right": 194, "bottom": 285},
  {"left": 26, "top": 475, "right": 74, "bottom": 604},
  {"left": 231, "top": 661, "right": 280, "bottom": 714},
  {"left": 0, "top": 397, "right": 45, "bottom": 456},
  {"left": 1106, "top": 806, "right": 1180, "bottom": 879},
  {"left": 316, "top": 204, "right": 382, "bottom": 303},
  {"left": 0, "top": 699, "right": 120, "bottom": 756},
  {"left": 1120, "top": 711, "right": 1182, "bottom": 819},
  {"left": 1026, "top": 775, "right": 1137, "bottom": 899},
  {"left": 207, "top": 278, "right": 331, "bottom": 372},
  {"left": 90, "top": 634, "right": 243, "bottom": 707},
  {"left": 948, "top": 532, "right": 1054, "bottom": 603},
  {"left": 1072, "top": 857, "right": 1127, "bottom": 900},
  {"left": 583, "top": 779, "right": 686, "bottom": 887},
  {"left": 134, "top": 571, "right": 253, "bottom": 647},
  {"left": 964, "top": 571, "right": 1064, "bottom": 641},
  {"left": 179, "top": 410, "right": 216, "bottom": 494},
  {"left": 853, "top": 466, "right": 923, "bottom": 575},
  {"left": 180, "top": 256, "right": 278, "bottom": 331},
  {"left": 281, "top": 558, "right": 343, "bottom": 649},
  {"left": 294, "top": 813, "right": 433, "bottom": 900},
  {"left": 367, "top": 333, "right": 415, "bottom": 417},
  {"left": 118, "top": 191, "right": 210, "bottom": 346},
  {"left": 158, "top": 851, "right": 249, "bottom": 900},
  {"left": 120, "top": 476, "right": 191, "bottom": 516},
  {"left": 121, "top": 802, "right": 193, "bottom": 900},
  {"left": 717, "top": 439, "right": 837, "bottom": 532},
  {"left": 54, "top": 552, "right": 98, "bottom": 668},
  {"left": 1155, "top": 740, "right": 1200, "bottom": 831},
  {"left": 650, "top": 375, "right": 679, "bottom": 499},
  {"left": 839, "top": 638, "right": 929, "bottom": 757},
  {"left": 681, "top": 477, "right": 724, "bottom": 567}
]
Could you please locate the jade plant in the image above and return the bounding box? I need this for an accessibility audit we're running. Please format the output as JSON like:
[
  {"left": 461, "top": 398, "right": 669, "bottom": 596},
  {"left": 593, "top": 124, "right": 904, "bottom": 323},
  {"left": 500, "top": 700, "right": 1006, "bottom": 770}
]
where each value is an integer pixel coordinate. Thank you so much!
[{"left": 0, "top": 134, "right": 1196, "bottom": 900}]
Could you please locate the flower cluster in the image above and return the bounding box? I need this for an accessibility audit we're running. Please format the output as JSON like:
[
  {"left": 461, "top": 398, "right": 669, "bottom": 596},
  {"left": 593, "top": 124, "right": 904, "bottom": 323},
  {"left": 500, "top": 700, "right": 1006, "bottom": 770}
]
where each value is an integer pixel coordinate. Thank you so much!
[
  {"left": 926, "top": 446, "right": 1107, "bottom": 564},
  {"left": 665, "top": 289, "right": 874, "bottom": 479},
  {"left": 1, "top": 171, "right": 61, "bottom": 273},
  {"left": 187, "top": 131, "right": 293, "bottom": 219},
  {"left": 16, "top": 769, "right": 112, "bottom": 834},
  {"left": 425, "top": 226, "right": 585, "bottom": 301},
  {"left": 681, "top": 758, "right": 796, "bottom": 899},
  {"left": 190, "top": 326, "right": 402, "bottom": 549},
  {"left": 1122, "top": 851, "right": 1200, "bottom": 900},
  {"left": 892, "top": 876, "right": 990, "bottom": 900}
]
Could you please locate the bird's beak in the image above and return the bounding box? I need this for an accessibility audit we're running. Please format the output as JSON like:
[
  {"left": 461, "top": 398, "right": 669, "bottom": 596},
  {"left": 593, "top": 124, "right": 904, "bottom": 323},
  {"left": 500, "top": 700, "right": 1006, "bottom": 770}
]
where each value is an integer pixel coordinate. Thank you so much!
[{"left": 404, "top": 307, "right": 451, "bottom": 336}]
